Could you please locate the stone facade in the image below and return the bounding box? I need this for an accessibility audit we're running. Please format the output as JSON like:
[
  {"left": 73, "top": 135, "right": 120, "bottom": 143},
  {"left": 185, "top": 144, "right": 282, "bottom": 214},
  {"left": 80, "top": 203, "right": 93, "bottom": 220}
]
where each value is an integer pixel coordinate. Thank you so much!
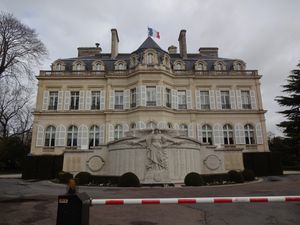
[{"left": 30, "top": 29, "right": 268, "bottom": 181}]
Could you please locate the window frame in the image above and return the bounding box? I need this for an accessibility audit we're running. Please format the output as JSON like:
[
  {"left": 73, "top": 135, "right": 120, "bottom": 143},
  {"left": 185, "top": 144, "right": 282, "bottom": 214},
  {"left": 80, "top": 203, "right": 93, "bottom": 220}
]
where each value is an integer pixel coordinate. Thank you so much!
[
  {"left": 44, "top": 125, "right": 56, "bottom": 147},
  {"left": 67, "top": 125, "right": 78, "bottom": 147}
]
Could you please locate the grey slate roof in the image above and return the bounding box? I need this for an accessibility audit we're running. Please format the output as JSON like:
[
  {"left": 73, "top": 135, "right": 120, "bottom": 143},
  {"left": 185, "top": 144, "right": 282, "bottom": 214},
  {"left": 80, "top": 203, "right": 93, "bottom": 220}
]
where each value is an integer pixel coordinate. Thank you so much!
[{"left": 56, "top": 37, "right": 243, "bottom": 72}]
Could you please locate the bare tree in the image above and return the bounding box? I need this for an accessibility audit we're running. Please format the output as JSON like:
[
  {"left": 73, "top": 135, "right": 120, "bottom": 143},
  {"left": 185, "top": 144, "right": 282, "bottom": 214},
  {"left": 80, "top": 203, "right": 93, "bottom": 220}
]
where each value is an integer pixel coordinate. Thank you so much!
[
  {"left": 0, "top": 12, "right": 47, "bottom": 82},
  {"left": 0, "top": 82, "right": 33, "bottom": 140}
]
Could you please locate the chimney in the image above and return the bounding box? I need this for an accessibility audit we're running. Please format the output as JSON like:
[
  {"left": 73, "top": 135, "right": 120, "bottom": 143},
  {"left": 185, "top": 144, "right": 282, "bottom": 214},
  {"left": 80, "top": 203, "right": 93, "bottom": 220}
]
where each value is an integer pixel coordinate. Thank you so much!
[
  {"left": 178, "top": 30, "right": 187, "bottom": 58},
  {"left": 111, "top": 28, "right": 119, "bottom": 59},
  {"left": 199, "top": 48, "right": 218, "bottom": 57},
  {"left": 77, "top": 45, "right": 102, "bottom": 57},
  {"left": 168, "top": 45, "right": 177, "bottom": 54}
]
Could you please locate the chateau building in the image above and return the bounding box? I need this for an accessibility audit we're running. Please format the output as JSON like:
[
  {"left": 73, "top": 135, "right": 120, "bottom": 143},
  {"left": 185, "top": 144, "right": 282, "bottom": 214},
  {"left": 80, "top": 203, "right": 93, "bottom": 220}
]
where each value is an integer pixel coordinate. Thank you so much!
[{"left": 31, "top": 29, "right": 268, "bottom": 159}]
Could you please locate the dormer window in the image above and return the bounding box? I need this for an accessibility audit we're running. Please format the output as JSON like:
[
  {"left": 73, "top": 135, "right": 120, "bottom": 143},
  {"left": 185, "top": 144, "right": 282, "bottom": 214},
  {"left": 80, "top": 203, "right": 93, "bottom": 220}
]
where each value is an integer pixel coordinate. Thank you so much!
[
  {"left": 214, "top": 61, "right": 226, "bottom": 71},
  {"left": 146, "top": 53, "right": 154, "bottom": 65},
  {"left": 93, "top": 60, "right": 105, "bottom": 71},
  {"left": 130, "top": 54, "right": 138, "bottom": 68},
  {"left": 52, "top": 61, "right": 65, "bottom": 71},
  {"left": 76, "top": 63, "right": 81, "bottom": 70},
  {"left": 233, "top": 61, "right": 245, "bottom": 71},
  {"left": 195, "top": 60, "right": 207, "bottom": 71},
  {"left": 115, "top": 61, "right": 126, "bottom": 70},
  {"left": 162, "top": 54, "right": 171, "bottom": 68},
  {"left": 173, "top": 60, "right": 185, "bottom": 70},
  {"left": 72, "top": 60, "right": 85, "bottom": 71}
]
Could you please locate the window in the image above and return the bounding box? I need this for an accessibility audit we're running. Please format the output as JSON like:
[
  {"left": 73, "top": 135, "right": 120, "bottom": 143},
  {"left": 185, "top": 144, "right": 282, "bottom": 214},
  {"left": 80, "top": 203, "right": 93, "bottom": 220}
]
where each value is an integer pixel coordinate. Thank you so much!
[
  {"left": 241, "top": 91, "right": 251, "bottom": 109},
  {"left": 180, "top": 124, "right": 188, "bottom": 136},
  {"left": 67, "top": 125, "right": 78, "bottom": 147},
  {"left": 45, "top": 126, "right": 56, "bottom": 147},
  {"left": 165, "top": 88, "right": 171, "bottom": 108},
  {"left": 147, "top": 53, "right": 154, "bottom": 65},
  {"left": 48, "top": 91, "right": 58, "bottom": 110},
  {"left": 89, "top": 125, "right": 100, "bottom": 148},
  {"left": 221, "top": 91, "right": 230, "bottom": 109},
  {"left": 200, "top": 91, "right": 210, "bottom": 109},
  {"left": 130, "top": 88, "right": 136, "bottom": 108},
  {"left": 115, "top": 62, "right": 126, "bottom": 70},
  {"left": 223, "top": 124, "right": 234, "bottom": 145},
  {"left": 215, "top": 62, "right": 225, "bottom": 71},
  {"left": 167, "top": 122, "right": 173, "bottom": 129},
  {"left": 130, "top": 122, "right": 136, "bottom": 130},
  {"left": 195, "top": 62, "right": 206, "bottom": 71},
  {"left": 146, "top": 86, "right": 156, "bottom": 106},
  {"left": 174, "top": 61, "right": 184, "bottom": 70},
  {"left": 244, "top": 124, "right": 255, "bottom": 144},
  {"left": 94, "top": 63, "right": 104, "bottom": 71},
  {"left": 115, "top": 91, "right": 124, "bottom": 109},
  {"left": 114, "top": 124, "right": 123, "bottom": 140},
  {"left": 91, "top": 91, "right": 101, "bottom": 110},
  {"left": 178, "top": 90, "right": 187, "bottom": 109},
  {"left": 202, "top": 124, "right": 213, "bottom": 145},
  {"left": 147, "top": 121, "right": 157, "bottom": 129},
  {"left": 76, "top": 63, "right": 82, "bottom": 71},
  {"left": 70, "top": 91, "right": 80, "bottom": 110}
]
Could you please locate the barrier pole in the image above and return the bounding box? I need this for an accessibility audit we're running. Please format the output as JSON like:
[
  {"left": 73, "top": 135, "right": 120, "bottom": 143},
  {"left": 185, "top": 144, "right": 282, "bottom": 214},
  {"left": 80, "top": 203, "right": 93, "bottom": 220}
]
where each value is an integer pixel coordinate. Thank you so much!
[{"left": 91, "top": 196, "right": 300, "bottom": 205}]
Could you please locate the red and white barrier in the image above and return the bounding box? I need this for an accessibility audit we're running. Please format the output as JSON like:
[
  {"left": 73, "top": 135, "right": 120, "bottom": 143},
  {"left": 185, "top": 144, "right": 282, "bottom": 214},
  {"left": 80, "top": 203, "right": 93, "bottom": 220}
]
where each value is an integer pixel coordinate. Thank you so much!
[{"left": 91, "top": 196, "right": 300, "bottom": 205}]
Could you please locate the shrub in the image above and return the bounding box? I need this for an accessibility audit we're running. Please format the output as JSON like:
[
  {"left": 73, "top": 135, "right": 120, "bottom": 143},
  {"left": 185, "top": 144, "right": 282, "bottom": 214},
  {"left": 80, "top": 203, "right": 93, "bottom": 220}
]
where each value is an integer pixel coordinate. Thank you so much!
[
  {"left": 118, "top": 172, "right": 140, "bottom": 187},
  {"left": 184, "top": 172, "right": 204, "bottom": 186},
  {"left": 75, "top": 172, "right": 91, "bottom": 185},
  {"left": 242, "top": 169, "right": 255, "bottom": 181},
  {"left": 202, "top": 173, "right": 229, "bottom": 185},
  {"left": 227, "top": 170, "right": 244, "bottom": 183},
  {"left": 58, "top": 171, "right": 73, "bottom": 184}
]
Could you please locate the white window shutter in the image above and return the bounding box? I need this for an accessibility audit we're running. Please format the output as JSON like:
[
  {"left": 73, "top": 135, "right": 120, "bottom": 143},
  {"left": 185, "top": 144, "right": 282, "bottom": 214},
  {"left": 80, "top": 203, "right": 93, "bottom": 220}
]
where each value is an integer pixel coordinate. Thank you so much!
[
  {"left": 124, "top": 89, "right": 130, "bottom": 109},
  {"left": 186, "top": 90, "right": 192, "bottom": 109},
  {"left": 64, "top": 91, "right": 70, "bottom": 110},
  {"left": 171, "top": 89, "right": 178, "bottom": 109},
  {"left": 79, "top": 91, "right": 85, "bottom": 110},
  {"left": 236, "top": 90, "right": 242, "bottom": 109},
  {"left": 85, "top": 90, "right": 91, "bottom": 110},
  {"left": 197, "top": 124, "right": 202, "bottom": 142},
  {"left": 57, "top": 91, "right": 63, "bottom": 110},
  {"left": 213, "top": 123, "right": 224, "bottom": 145},
  {"left": 100, "top": 90, "right": 106, "bottom": 111},
  {"left": 136, "top": 86, "right": 141, "bottom": 107},
  {"left": 99, "top": 124, "right": 105, "bottom": 144},
  {"left": 109, "top": 90, "right": 115, "bottom": 110},
  {"left": 42, "top": 91, "right": 49, "bottom": 110},
  {"left": 108, "top": 124, "right": 114, "bottom": 142},
  {"left": 36, "top": 125, "right": 44, "bottom": 146},
  {"left": 162, "top": 86, "right": 166, "bottom": 106},
  {"left": 235, "top": 123, "right": 245, "bottom": 144},
  {"left": 174, "top": 123, "right": 179, "bottom": 130},
  {"left": 209, "top": 90, "right": 215, "bottom": 110},
  {"left": 196, "top": 90, "right": 201, "bottom": 110},
  {"left": 156, "top": 86, "right": 162, "bottom": 106},
  {"left": 215, "top": 90, "right": 222, "bottom": 109},
  {"left": 230, "top": 90, "right": 236, "bottom": 109},
  {"left": 137, "top": 121, "right": 146, "bottom": 129},
  {"left": 55, "top": 124, "right": 66, "bottom": 146},
  {"left": 256, "top": 123, "right": 263, "bottom": 144},
  {"left": 188, "top": 124, "right": 194, "bottom": 138},
  {"left": 123, "top": 123, "right": 129, "bottom": 136},
  {"left": 78, "top": 125, "right": 88, "bottom": 149},
  {"left": 141, "top": 85, "right": 146, "bottom": 106},
  {"left": 250, "top": 90, "right": 257, "bottom": 109}
]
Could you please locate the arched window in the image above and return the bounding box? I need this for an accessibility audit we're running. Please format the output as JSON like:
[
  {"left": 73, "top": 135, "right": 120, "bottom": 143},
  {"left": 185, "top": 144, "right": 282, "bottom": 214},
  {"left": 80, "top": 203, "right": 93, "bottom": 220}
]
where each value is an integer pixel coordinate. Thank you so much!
[
  {"left": 76, "top": 63, "right": 82, "bottom": 71},
  {"left": 223, "top": 124, "right": 234, "bottom": 144},
  {"left": 147, "top": 53, "right": 154, "bottom": 65},
  {"left": 130, "top": 122, "right": 136, "bottom": 130},
  {"left": 95, "top": 63, "right": 104, "bottom": 71},
  {"left": 244, "top": 124, "right": 255, "bottom": 144},
  {"left": 45, "top": 125, "right": 56, "bottom": 147},
  {"left": 147, "top": 121, "right": 157, "bottom": 129},
  {"left": 174, "top": 61, "right": 184, "bottom": 70},
  {"left": 114, "top": 124, "right": 123, "bottom": 140},
  {"left": 115, "top": 61, "right": 126, "bottom": 70},
  {"left": 233, "top": 61, "right": 245, "bottom": 71},
  {"left": 67, "top": 125, "right": 78, "bottom": 147},
  {"left": 167, "top": 122, "right": 173, "bottom": 129},
  {"left": 202, "top": 124, "right": 213, "bottom": 145},
  {"left": 57, "top": 63, "right": 61, "bottom": 71},
  {"left": 89, "top": 125, "right": 100, "bottom": 147},
  {"left": 195, "top": 61, "right": 207, "bottom": 71},
  {"left": 214, "top": 61, "right": 226, "bottom": 71},
  {"left": 180, "top": 124, "right": 188, "bottom": 136}
]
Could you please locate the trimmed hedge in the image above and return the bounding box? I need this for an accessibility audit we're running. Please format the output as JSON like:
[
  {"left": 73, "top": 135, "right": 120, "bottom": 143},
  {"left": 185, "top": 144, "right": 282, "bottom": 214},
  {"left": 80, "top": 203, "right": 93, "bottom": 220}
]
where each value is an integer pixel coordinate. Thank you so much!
[
  {"left": 58, "top": 171, "right": 73, "bottom": 184},
  {"left": 202, "top": 173, "right": 229, "bottom": 185},
  {"left": 242, "top": 169, "right": 255, "bottom": 181},
  {"left": 184, "top": 172, "right": 204, "bottom": 186},
  {"left": 118, "top": 172, "right": 140, "bottom": 187},
  {"left": 228, "top": 170, "right": 244, "bottom": 183},
  {"left": 22, "top": 155, "right": 64, "bottom": 180},
  {"left": 243, "top": 152, "right": 283, "bottom": 176},
  {"left": 91, "top": 175, "right": 119, "bottom": 186},
  {"left": 75, "top": 172, "right": 91, "bottom": 185}
]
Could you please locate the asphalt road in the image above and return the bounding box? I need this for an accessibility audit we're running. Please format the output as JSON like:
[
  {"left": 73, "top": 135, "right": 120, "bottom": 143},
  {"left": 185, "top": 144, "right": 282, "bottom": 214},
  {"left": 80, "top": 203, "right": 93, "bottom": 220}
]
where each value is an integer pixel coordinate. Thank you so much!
[{"left": 0, "top": 175, "right": 300, "bottom": 225}]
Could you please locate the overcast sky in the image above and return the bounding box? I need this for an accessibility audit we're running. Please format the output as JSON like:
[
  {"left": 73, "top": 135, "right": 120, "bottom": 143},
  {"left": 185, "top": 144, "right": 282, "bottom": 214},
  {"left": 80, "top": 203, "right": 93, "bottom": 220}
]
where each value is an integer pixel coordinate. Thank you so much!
[{"left": 1, "top": 0, "right": 300, "bottom": 136}]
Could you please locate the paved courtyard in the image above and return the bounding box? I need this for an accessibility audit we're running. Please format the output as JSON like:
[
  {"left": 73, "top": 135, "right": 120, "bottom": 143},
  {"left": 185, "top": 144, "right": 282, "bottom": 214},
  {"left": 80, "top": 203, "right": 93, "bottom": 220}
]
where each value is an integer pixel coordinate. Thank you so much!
[{"left": 0, "top": 174, "right": 300, "bottom": 225}]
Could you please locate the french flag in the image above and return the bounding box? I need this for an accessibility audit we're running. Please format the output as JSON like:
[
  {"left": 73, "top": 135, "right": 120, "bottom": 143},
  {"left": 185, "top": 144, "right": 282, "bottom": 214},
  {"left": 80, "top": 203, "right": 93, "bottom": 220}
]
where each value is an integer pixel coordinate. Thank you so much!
[{"left": 148, "top": 27, "right": 160, "bottom": 39}]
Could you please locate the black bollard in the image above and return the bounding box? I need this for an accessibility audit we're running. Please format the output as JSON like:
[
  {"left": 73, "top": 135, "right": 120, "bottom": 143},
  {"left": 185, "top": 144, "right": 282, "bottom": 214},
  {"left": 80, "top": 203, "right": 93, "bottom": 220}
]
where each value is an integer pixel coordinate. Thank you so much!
[{"left": 56, "top": 179, "right": 90, "bottom": 225}]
